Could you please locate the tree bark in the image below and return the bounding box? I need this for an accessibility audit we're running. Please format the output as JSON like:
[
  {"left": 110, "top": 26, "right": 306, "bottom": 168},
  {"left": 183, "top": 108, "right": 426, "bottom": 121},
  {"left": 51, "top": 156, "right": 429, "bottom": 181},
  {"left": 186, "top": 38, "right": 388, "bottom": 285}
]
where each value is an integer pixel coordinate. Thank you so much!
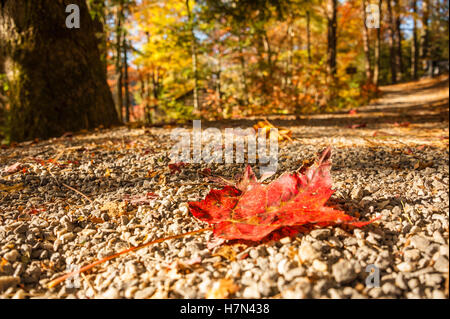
[
  {"left": 0, "top": 0, "right": 118, "bottom": 142},
  {"left": 88, "top": 0, "right": 107, "bottom": 74}
]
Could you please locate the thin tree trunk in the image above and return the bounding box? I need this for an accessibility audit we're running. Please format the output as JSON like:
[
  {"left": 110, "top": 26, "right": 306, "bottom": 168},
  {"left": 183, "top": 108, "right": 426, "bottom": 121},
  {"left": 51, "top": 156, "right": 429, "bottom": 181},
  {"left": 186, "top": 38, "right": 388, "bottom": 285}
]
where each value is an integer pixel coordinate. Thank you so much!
[
  {"left": 306, "top": 10, "right": 312, "bottom": 63},
  {"left": 420, "top": 0, "right": 430, "bottom": 60},
  {"left": 262, "top": 30, "right": 274, "bottom": 78},
  {"left": 430, "top": 0, "right": 442, "bottom": 60},
  {"left": 387, "top": 0, "right": 397, "bottom": 83},
  {"left": 123, "top": 37, "right": 130, "bottom": 123},
  {"left": 411, "top": 0, "right": 419, "bottom": 79},
  {"left": 373, "top": 0, "right": 383, "bottom": 86},
  {"left": 326, "top": 0, "right": 337, "bottom": 78},
  {"left": 185, "top": 0, "right": 200, "bottom": 113},
  {"left": 238, "top": 34, "right": 249, "bottom": 106},
  {"left": 362, "top": 0, "right": 373, "bottom": 82},
  {"left": 0, "top": 0, "right": 118, "bottom": 141},
  {"left": 115, "top": 2, "right": 124, "bottom": 122},
  {"left": 285, "top": 23, "right": 294, "bottom": 88},
  {"left": 394, "top": 0, "right": 404, "bottom": 79},
  {"left": 326, "top": 0, "right": 338, "bottom": 105}
]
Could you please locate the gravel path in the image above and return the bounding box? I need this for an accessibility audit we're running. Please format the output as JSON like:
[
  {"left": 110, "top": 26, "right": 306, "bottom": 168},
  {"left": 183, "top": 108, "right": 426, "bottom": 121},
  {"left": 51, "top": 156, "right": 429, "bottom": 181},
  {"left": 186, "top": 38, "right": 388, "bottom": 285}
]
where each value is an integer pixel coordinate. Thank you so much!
[{"left": 0, "top": 76, "right": 448, "bottom": 299}]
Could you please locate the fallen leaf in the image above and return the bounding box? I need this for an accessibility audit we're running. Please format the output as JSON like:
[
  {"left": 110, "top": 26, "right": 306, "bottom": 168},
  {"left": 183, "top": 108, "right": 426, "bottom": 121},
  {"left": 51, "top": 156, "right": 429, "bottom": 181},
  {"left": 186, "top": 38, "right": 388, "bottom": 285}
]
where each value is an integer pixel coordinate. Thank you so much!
[
  {"left": 3, "top": 162, "right": 22, "bottom": 174},
  {"left": 101, "top": 201, "right": 127, "bottom": 217},
  {"left": 253, "top": 120, "right": 293, "bottom": 142},
  {"left": 212, "top": 244, "right": 246, "bottom": 262},
  {"left": 0, "top": 183, "right": 24, "bottom": 193},
  {"left": 189, "top": 147, "right": 378, "bottom": 241},
  {"left": 89, "top": 217, "right": 105, "bottom": 224},
  {"left": 207, "top": 237, "right": 226, "bottom": 250},
  {"left": 169, "top": 162, "right": 188, "bottom": 174},
  {"left": 0, "top": 258, "right": 8, "bottom": 272},
  {"left": 414, "top": 161, "right": 433, "bottom": 170},
  {"left": 124, "top": 192, "right": 158, "bottom": 205},
  {"left": 394, "top": 122, "right": 411, "bottom": 127},
  {"left": 146, "top": 170, "right": 158, "bottom": 178},
  {"left": 206, "top": 279, "right": 238, "bottom": 299},
  {"left": 184, "top": 256, "right": 202, "bottom": 265},
  {"left": 199, "top": 168, "right": 212, "bottom": 177},
  {"left": 347, "top": 123, "right": 367, "bottom": 129}
]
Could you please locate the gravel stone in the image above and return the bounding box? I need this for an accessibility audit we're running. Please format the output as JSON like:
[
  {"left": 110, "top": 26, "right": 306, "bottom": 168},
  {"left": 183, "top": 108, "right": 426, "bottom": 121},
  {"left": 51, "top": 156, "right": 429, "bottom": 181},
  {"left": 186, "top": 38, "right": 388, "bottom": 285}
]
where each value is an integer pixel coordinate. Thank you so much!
[
  {"left": 298, "top": 241, "right": 320, "bottom": 263},
  {"left": 310, "top": 229, "right": 331, "bottom": 240},
  {"left": 3, "top": 250, "right": 19, "bottom": 263},
  {"left": 433, "top": 255, "right": 449, "bottom": 273},
  {"left": 134, "top": 287, "right": 156, "bottom": 299},
  {"left": 0, "top": 276, "right": 20, "bottom": 292},
  {"left": 410, "top": 235, "right": 430, "bottom": 252},
  {"left": 332, "top": 260, "right": 357, "bottom": 284}
]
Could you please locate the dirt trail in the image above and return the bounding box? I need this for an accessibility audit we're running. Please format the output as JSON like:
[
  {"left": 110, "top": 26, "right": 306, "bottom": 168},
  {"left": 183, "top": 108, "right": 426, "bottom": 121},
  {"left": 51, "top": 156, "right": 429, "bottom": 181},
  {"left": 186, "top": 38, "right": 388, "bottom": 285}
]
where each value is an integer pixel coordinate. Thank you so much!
[
  {"left": 289, "top": 74, "right": 448, "bottom": 148},
  {"left": 201, "top": 75, "right": 449, "bottom": 149}
]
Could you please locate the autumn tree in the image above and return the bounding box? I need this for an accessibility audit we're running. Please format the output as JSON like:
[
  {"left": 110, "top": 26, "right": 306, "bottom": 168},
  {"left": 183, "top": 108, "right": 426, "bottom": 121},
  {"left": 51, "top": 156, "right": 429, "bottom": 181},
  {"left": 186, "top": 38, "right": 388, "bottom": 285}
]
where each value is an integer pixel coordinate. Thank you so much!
[{"left": 0, "top": 0, "right": 118, "bottom": 141}]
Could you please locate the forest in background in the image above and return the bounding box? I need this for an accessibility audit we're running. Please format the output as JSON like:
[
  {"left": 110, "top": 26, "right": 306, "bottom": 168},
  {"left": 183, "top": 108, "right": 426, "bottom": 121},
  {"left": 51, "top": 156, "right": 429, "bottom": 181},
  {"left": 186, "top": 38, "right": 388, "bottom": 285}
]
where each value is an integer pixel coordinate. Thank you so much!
[
  {"left": 0, "top": 0, "right": 449, "bottom": 142},
  {"left": 97, "top": 0, "right": 449, "bottom": 122}
]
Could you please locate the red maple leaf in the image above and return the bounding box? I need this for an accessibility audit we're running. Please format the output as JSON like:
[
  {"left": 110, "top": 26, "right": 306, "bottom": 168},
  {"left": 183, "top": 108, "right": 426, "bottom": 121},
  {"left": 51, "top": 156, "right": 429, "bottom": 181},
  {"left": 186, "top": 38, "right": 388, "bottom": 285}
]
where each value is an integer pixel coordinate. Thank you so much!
[
  {"left": 189, "top": 147, "right": 378, "bottom": 241},
  {"left": 169, "top": 162, "right": 188, "bottom": 174}
]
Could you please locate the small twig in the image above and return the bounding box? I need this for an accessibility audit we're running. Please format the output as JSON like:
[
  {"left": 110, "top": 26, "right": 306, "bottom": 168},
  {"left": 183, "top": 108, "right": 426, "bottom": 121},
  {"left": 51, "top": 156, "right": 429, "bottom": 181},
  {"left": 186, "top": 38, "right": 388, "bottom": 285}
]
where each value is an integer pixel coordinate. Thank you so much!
[
  {"left": 61, "top": 183, "right": 94, "bottom": 204},
  {"left": 401, "top": 200, "right": 413, "bottom": 225},
  {"left": 47, "top": 169, "right": 60, "bottom": 186},
  {"left": 81, "top": 273, "right": 98, "bottom": 298},
  {"left": 48, "top": 227, "right": 212, "bottom": 289}
]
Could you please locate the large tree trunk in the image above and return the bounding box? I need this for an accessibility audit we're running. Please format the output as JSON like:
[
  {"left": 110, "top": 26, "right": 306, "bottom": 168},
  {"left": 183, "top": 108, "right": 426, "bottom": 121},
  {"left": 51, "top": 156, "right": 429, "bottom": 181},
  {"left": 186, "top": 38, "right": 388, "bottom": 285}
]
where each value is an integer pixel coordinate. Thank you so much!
[
  {"left": 88, "top": 0, "right": 107, "bottom": 74},
  {"left": 0, "top": 51, "right": 5, "bottom": 111},
  {"left": 0, "top": 0, "right": 118, "bottom": 141}
]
